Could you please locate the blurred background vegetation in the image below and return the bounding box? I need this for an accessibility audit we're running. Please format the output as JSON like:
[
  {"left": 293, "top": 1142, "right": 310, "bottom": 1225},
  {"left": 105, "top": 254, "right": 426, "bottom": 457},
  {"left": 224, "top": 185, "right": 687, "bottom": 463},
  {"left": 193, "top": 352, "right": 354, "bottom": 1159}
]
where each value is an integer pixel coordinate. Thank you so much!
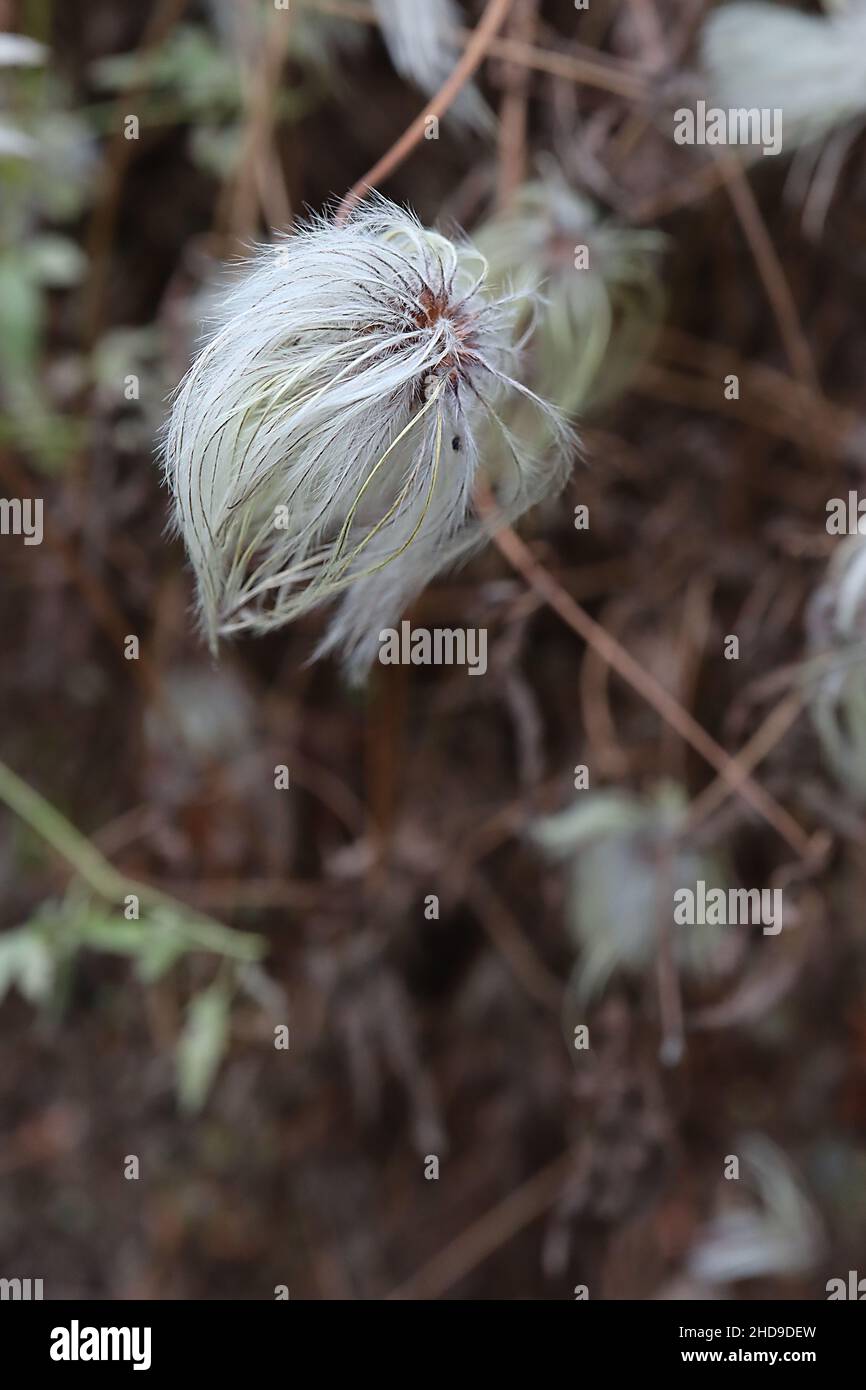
[{"left": 1, "top": 0, "right": 865, "bottom": 1299}]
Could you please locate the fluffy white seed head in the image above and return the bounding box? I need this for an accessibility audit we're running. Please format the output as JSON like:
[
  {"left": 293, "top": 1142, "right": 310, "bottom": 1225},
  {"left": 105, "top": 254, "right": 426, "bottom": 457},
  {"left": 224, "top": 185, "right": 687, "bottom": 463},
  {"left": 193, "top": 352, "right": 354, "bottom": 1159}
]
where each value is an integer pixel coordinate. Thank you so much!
[
  {"left": 161, "top": 198, "right": 573, "bottom": 680},
  {"left": 702, "top": 0, "right": 866, "bottom": 153}
]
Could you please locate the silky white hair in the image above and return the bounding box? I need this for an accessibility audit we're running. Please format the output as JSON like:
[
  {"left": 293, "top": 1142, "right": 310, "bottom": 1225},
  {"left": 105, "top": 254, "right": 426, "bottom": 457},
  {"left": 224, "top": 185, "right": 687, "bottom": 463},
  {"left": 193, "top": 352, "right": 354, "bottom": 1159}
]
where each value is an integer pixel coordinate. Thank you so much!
[
  {"left": 702, "top": 0, "right": 866, "bottom": 152},
  {"left": 161, "top": 198, "right": 573, "bottom": 680}
]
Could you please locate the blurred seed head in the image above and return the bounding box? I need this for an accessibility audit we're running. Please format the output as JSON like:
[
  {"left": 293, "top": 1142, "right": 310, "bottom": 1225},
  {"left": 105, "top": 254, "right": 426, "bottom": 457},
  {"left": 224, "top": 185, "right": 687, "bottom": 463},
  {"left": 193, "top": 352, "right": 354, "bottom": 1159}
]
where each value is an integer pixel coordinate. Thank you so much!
[
  {"left": 686, "top": 1134, "right": 823, "bottom": 1286},
  {"left": 531, "top": 784, "right": 727, "bottom": 1001},
  {"left": 476, "top": 166, "right": 666, "bottom": 421},
  {"left": 372, "top": 0, "right": 491, "bottom": 131},
  {"left": 161, "top": 197, "right": 573, "bottom": 679},
  {"left": 806, "top": 535, "right": 866, "bottom": 800},
  {"left": 702, "top": 0, "right": 866, "bottom": 153}
]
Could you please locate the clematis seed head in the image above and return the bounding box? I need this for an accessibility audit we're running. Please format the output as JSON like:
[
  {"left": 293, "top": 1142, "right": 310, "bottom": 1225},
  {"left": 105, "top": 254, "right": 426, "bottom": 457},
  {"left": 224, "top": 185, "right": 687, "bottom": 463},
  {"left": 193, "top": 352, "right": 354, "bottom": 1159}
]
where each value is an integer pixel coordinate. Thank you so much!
[{"left": 161, "top": 197, "right": 574, "bottom": 680}]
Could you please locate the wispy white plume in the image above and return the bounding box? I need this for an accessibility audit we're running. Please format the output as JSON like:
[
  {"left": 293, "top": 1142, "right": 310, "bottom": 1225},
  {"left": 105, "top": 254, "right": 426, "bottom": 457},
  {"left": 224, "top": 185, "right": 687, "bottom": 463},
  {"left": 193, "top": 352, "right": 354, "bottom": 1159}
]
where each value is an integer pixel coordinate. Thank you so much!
[
  {"left": 477, "top": 166, "right": 665, "bottom": 418},
  {"left": 162, "top": 198, "right": 572, "bottom": 680},
  {"left": 702, "top": 0, "right": 866, "bottom": 153},
  {"left": 805, "top": 534, "right": 866, "bottom": 799},
  {"left": 371, "top": 0, "right": 490, "bottom": 130}
]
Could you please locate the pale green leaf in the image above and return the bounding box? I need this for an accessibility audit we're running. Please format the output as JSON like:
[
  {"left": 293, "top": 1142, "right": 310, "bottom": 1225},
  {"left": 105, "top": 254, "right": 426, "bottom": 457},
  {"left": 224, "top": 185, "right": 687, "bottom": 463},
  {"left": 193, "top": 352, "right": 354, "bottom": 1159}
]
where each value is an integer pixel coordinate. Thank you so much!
[
  {"left": 0, "top": 928, "right": 54, "bottom": 1004},
  {"left": 176, "top": 982, "right": 232, "bottom": 1115}
]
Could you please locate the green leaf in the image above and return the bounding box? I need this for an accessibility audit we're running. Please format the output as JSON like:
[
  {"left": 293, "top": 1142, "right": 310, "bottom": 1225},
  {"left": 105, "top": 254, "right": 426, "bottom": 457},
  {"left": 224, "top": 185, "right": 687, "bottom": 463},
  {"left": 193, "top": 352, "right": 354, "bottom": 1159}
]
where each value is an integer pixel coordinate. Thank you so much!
[
  {"left": 176, "top": 981, "right": 232, "bottom": 1115},
  {"left": 0, "top": 255, "right": 42, "bottom": 377},
  {"left": 89, "top": 26, "right": 241, "bottom": 117}
]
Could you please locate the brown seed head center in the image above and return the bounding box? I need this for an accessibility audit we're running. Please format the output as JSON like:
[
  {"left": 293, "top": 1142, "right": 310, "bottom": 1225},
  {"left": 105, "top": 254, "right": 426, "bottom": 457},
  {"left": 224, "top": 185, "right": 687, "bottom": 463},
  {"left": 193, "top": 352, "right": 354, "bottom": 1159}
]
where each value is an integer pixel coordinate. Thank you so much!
[{"left": 413, "top": 285, "right": 477, "bottom": 389}]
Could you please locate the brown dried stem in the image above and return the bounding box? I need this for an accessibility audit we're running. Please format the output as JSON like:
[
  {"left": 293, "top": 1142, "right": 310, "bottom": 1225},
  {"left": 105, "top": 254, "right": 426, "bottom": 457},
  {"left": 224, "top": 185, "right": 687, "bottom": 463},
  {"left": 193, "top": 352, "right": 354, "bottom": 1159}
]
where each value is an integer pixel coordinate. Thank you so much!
[
  {"left": 476, "top": 485, "right": 814, "bottom": 860},
  {"left": 336, "top": 0, "right": 514, "bottom": 223}
]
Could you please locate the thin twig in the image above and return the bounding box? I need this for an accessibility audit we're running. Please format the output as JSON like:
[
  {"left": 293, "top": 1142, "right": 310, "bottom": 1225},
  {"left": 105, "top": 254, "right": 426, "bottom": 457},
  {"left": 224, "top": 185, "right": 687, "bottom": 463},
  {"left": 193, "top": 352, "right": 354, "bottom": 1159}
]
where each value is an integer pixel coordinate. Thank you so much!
[
  {"left": 495, "top": 0, "right": 538, "bottom": 210},
  {"left": 634, "top": 363, "right": 851, "bottom": 457},
  {"left": 629, "top": 158, "right": 730, "bottom": 222},
  {"left": 659, "top": 326, "right": 849, "bottom": 445},
  {"left": 476, "top": 485, "right": 814, "bottom": 859},
  {"left": 466, "top": 872, "right": 562, "bottom": 1012},
  {"left": 387, "top": 1146, "right": 577, "bottom": 1299},
  {"left": 684, "top": 689, "right": 807, "bottom": 836},
  {"left": 715, "top": 151, "right": 820, "bottom": 405},
  {"left": 625, "top": 0, "right": 668, "bottom": 72},
  {"left": 299, "top": 0, "right": 649, "bottom": 100},
  {"left": 336, "top": 0, "right": 514, "bottom": 222},
  {"left": 0, "top": 760, "right": 264, "bottom": 961},
  {"left": 483, "top": 29, "right": 649, "bottom": 100},
  {"left": 223, "top": 5, "right": 294, "bottom": 241}
]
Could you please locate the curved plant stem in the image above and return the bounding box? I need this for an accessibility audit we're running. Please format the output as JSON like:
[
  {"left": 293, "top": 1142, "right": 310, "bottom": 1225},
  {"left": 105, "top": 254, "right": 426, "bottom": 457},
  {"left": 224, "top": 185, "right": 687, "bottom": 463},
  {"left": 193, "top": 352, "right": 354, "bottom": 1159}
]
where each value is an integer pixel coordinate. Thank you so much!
[
  {"left": 336, "top": 0, "right": 513, "bottom": 222},
  {"left": 387, "top": 1145, "right": 578, "bottom": 1299},
  {"left": 475, "top": 486, "right": 815, "bottom": 860},
  {"left": 0, "top": 760, "right": 264, "bottom": 962},
  {"left": 496, "top": 0, "right": 538, "bottom": 211},
  {"left": 300, "top": 0, "right": 649, "bottom": 100},
  {"left": 685, "top": 689, "right": 808, "bottom": 836}
]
